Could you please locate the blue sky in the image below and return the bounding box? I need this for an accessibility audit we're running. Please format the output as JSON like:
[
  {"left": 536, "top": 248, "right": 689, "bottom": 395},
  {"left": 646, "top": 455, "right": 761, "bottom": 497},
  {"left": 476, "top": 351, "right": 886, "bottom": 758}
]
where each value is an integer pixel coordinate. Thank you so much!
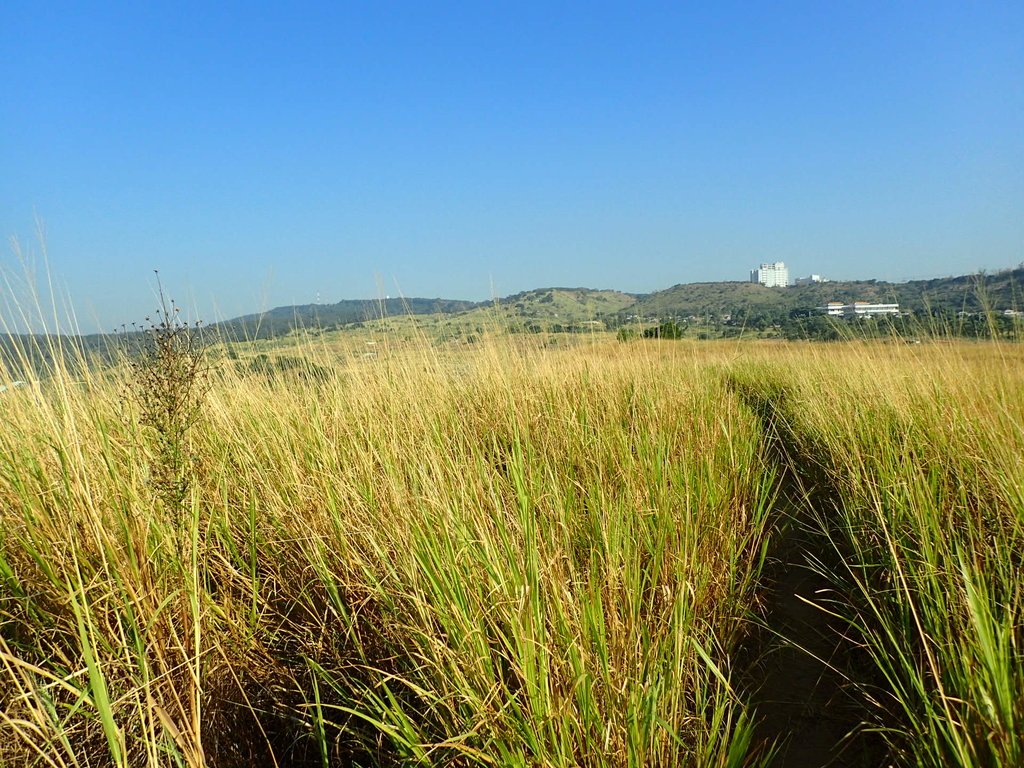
[{"left": 2, "top": 2, "right": 1022, "bottom": 332}]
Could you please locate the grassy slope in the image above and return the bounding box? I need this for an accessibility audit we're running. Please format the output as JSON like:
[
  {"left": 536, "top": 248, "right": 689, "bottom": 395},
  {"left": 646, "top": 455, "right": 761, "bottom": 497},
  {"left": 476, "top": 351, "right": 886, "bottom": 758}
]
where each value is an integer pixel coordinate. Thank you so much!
[
  {"left": 211, "top": 297, "right": 482, "bottom": 340},
  {"left": 493, "top": 288, "right": 638, "bottom": 322}
]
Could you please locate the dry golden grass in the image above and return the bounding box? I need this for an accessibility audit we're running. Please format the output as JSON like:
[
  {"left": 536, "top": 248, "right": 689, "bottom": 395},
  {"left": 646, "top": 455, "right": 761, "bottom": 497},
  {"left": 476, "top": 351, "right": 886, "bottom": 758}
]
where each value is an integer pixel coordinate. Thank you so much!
[
  {"left": 1, "top": 331, "right": 1021, "bottom": 766},
  {"left": 0, "top": 337, "right": 777, "bottom": 767}
]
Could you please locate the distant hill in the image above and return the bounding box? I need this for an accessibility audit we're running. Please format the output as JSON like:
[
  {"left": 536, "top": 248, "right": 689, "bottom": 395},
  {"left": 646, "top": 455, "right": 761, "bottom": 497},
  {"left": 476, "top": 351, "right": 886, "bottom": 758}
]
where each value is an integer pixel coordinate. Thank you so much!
[
  {"left": 0, "top": 331, "right": 123, "bottom": 377},
  {"left": 211, "top": 297, "right": 482, "bottom": 339},
  {"left": 209, "top": 288, "right": 641, "bottom": 339},
  {"left": 626, "top": 267, "right": 1024, "bottom": 321},
  {"left": 4, "top": 267, "right": 1022, "bottom": 376},
  {"left": 888, "top": 268, "right": 1024, "bottom": 312},
  {"left": 203, "top": 268, "right": 1024, "bottom": 340},
  {"left": 492, "top": 288, "right": 639, "bottom": 323}
]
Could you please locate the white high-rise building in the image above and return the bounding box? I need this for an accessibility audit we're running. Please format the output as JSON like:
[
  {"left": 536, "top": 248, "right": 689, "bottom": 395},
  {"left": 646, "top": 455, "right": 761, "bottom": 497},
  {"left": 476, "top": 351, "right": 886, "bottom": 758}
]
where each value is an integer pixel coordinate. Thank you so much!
[{"left": 750, "top": 262, "right": 789, "bottom": 288}]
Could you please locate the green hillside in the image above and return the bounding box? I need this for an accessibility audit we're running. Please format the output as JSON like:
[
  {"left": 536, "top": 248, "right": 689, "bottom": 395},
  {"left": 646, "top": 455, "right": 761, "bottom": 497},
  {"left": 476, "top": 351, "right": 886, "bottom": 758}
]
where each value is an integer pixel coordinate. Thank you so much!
[
  {"left": 193, "top": 268, "right": 1024, "bottom": 342},
  {"left": 627, "top": 267, "right": 1024, "bottom": 322},
  {"left": 889, "top": 268, "right": 1024, "bottom": 312},
  {"left": 494, "top": 287, "right": 638, "bottom": 322},
  {"left": 211, "top": 297, "right": 482, "bottom": 339}
]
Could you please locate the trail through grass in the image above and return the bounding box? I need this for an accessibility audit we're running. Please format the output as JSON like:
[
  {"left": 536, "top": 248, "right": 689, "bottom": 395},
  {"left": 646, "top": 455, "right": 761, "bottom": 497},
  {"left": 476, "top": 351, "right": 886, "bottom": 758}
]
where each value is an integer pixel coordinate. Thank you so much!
[{"left": 732, "top": 341, "right": 1024, "bottom": 767}]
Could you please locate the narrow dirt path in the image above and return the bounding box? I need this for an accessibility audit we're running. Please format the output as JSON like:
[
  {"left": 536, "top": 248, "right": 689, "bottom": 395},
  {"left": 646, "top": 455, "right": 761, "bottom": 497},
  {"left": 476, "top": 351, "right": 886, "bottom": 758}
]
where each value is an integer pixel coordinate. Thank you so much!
[
  {"left": 748, "top": 498, "right": 877, "bottom": 767},
  {"left": 735, "top": 384, "right": 889, "bottom": 767}
]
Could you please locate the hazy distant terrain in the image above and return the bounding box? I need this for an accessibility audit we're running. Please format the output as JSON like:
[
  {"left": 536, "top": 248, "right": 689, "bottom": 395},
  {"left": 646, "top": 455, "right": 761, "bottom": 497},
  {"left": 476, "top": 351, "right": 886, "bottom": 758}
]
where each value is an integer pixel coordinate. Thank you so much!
[
  {"left": 205, "top": 266, "right": 1024, "bottom": 339},
  {"left": 2, "top": 266, "right": 1021, "bottom": 380},
  {"left": 210, "top": 297, "right": 482, "bottom": 339}
]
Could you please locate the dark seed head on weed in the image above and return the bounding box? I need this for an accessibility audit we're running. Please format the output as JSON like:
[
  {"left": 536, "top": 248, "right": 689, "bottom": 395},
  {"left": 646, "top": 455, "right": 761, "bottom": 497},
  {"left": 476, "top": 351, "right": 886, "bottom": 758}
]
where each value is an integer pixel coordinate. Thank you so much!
[{"left": 121, "top": 272, "right": 209, "bottom": 511}]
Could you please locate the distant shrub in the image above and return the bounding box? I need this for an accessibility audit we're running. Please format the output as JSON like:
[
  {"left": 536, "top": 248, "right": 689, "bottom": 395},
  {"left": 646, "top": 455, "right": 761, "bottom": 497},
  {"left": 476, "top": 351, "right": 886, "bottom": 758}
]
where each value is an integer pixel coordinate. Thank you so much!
[
  {"left": 643, "top": 321, "right": 685, "bottom": 339},
  {"left": 243, "top": 354, "right": 331, "bottom": 382}
]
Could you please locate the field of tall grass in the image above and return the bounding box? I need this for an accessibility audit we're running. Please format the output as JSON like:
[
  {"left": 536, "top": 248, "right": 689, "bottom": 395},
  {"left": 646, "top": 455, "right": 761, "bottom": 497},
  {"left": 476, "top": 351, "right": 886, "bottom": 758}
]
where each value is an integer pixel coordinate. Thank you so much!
[
  {"left": 0, "top": 329, "right": 1021, "bottom": 767},
  {"left": 0, "top": 334, "right": 779, "bottom": 767}
]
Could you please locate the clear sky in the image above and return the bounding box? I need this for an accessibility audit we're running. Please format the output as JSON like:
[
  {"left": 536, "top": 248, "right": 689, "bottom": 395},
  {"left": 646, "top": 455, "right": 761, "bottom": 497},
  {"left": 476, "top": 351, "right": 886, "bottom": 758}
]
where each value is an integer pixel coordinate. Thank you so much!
[{"left": 2, "top": 1, "right": 1022, "bottom": 332}]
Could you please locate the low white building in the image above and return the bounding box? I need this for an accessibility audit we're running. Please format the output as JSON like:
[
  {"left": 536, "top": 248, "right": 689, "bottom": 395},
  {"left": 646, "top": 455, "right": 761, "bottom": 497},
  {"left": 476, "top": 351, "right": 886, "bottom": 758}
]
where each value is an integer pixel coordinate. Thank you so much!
[
  {"left": 750, "top": 262, "right": 789, "bottom": 288},
  {"left": 795, "top": 274, "right": 827, "bottom": 286},
  {"left": 817, "top": 301, "right": 900, "bottom": 317}
]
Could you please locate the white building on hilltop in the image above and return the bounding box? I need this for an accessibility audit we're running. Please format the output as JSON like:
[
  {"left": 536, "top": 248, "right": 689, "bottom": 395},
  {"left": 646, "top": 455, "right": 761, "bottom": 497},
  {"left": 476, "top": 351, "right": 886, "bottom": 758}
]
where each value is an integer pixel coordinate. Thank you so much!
[{"left": 750, "top": 262, "right": 790, "bottom": 287}]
